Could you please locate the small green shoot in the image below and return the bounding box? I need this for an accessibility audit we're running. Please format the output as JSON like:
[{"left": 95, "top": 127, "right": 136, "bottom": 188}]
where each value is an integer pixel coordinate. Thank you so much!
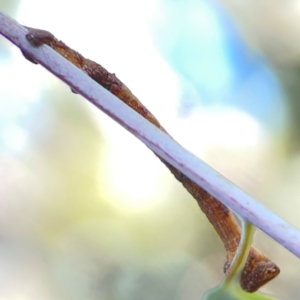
[{"left": 202, "top": 221, "right": 279, "bottom": 300}]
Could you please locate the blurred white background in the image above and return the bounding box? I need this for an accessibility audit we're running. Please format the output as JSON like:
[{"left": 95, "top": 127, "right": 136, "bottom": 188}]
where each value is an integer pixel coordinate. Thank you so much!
[{"left": 1, "top": 0, "right": 300, "bottom": 299}]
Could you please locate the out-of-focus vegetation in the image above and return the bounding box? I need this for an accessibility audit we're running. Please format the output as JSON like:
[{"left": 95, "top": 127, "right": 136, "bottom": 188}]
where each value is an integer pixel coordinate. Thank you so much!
[{"left": 1, "top": 0, "right": 300, "bottom": 299}]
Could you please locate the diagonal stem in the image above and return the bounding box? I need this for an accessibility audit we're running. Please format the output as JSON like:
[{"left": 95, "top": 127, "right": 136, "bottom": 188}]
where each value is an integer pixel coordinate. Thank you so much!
[
  {"left": 0, "top": 12, "right": 289, "bottom": 292},
  {"left": 22, "top": 26, "right": 279, "bottom": 292}
]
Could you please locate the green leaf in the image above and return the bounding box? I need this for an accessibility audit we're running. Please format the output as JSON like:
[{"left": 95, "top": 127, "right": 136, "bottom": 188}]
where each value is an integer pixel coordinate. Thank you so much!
[{"left": 202, "top": 283, "right": 279, "bottom": 300}]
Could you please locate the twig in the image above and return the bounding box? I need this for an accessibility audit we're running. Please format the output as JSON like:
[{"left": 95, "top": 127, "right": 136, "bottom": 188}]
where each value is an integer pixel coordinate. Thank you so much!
[
  {"left": 1, "top": 11, "right": 298, "bottom": 290},
  {"left": 22, "top": 27, "right": 281, "bottom": 292}
]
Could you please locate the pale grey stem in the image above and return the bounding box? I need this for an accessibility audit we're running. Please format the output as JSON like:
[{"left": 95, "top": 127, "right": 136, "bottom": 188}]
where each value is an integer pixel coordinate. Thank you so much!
[{"left": 1, "top": 11, "right": 300, "bottom": 258}]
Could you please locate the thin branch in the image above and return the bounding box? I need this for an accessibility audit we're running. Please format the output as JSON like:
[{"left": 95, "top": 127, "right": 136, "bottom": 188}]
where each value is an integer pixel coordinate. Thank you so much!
[
  {"left": 21, "top": 26, "right": 279, "bottom": 291},
  {"left": 1, "top": 10, "right": 299, "bottom": 284}
]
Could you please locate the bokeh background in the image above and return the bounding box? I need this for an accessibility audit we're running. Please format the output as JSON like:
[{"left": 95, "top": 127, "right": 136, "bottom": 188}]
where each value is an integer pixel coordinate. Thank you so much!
[{"left": 1, "top": 0, "right": 300, "bottom": 299}]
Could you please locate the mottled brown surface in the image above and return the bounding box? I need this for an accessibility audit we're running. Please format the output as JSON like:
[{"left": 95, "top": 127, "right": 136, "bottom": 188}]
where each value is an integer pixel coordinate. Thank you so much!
[{"left": 23, "top": 27, "right": 280, "bottom": 292}]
